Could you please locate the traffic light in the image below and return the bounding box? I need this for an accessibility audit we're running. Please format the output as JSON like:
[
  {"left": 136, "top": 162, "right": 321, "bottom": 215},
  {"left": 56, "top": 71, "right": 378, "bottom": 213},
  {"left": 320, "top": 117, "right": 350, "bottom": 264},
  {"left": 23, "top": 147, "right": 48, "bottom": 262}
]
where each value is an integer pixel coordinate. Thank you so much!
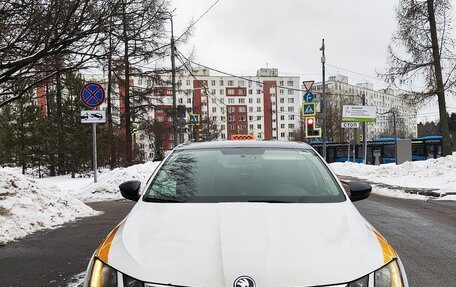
[{"left": 305, "top": 117, "right": 321, "bottom": 138}]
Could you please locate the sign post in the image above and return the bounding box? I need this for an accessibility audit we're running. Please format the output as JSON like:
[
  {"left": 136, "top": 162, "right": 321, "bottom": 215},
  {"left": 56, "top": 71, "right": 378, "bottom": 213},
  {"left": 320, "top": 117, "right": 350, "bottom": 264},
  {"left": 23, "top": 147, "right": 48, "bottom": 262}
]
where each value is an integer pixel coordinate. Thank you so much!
[{"left": 80, "top": 82, "right": 106, "bottom": 183}]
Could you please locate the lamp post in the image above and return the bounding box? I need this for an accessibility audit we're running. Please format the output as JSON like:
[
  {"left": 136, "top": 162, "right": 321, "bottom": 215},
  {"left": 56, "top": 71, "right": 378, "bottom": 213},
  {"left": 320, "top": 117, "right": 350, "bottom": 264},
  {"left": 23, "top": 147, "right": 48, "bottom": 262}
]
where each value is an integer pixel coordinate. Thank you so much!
[{"left": 169, "top": 13, "right": 178, "bottom": 148}]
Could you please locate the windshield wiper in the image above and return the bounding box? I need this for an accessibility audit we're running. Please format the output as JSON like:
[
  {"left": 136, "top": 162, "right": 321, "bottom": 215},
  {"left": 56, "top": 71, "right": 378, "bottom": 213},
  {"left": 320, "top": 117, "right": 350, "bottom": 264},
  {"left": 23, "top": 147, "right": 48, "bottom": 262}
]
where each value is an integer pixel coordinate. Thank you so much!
[
  {"left": 145, "top": 197, "right": 185, "bottom": 203},
  {"left": 247, "top": 199, "right": 293, "bottom": 203}
]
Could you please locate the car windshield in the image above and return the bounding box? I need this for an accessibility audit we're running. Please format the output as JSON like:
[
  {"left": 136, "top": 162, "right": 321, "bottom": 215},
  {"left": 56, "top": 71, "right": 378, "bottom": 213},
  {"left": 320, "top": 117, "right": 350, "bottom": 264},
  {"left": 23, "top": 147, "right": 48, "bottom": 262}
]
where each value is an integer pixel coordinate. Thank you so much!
[{"left": 144, "top": 147, "right": 345, "bottom": 203}]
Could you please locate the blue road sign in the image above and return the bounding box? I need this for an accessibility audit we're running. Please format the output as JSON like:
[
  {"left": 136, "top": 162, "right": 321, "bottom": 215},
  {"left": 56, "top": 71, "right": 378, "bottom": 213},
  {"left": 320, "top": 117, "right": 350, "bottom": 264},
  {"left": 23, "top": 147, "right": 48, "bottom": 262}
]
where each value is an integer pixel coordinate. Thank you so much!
[
  {"left": 188, "top": 114, "right": 200, "bottom": 125},
  {"left": 80, "top": 82, "right": 105, "bottom": 108},
  {"left": 303, "top": 91, "right": 315, "bottom": 102},
  {"left": 302, "top": 102, "right": 316, "bottom": 117}
]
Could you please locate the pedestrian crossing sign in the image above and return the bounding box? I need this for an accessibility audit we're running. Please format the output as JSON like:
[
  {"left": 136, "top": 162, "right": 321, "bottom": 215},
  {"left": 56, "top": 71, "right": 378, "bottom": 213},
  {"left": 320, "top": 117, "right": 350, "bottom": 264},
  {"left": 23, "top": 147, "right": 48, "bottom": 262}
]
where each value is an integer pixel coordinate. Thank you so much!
[
  {"left": 302, "top": 102, "right": 316, "bottom": 117},
  {"left": 188, "top": 114, "right": 200, "bottom": 125}
]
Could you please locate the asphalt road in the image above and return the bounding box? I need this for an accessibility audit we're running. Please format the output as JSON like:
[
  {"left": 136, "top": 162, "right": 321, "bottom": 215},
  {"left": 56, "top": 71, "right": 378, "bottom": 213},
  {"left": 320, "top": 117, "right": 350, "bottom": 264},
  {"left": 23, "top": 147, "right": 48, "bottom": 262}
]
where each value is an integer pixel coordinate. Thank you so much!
[{"left": 0, "top": 195, "right": 454, "bottom": 287}]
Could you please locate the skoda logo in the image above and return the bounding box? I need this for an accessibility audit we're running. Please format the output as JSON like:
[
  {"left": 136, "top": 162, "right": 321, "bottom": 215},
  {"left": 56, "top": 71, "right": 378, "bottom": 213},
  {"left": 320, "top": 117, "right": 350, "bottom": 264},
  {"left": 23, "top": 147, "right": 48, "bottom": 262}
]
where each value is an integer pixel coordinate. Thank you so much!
[{"left": 233, "top": 276, "right": 256, "bottom": 287}]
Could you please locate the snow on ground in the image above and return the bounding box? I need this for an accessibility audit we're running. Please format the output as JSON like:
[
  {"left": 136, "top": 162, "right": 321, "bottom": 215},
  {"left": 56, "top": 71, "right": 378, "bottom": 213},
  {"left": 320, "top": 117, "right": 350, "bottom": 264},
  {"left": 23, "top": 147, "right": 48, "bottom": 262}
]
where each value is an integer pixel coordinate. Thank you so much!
[
  {"left": 0, "top": 168, "right": 98, "bottom": 245},
  {"left": 39, "top": 161, "right": 161, "bottom": 202},
  {"left": 0, "top": 161, "right": 160, "bottom": 245},
  {"left": 329, "top": 153, "right": 456, "bottom": 200}
]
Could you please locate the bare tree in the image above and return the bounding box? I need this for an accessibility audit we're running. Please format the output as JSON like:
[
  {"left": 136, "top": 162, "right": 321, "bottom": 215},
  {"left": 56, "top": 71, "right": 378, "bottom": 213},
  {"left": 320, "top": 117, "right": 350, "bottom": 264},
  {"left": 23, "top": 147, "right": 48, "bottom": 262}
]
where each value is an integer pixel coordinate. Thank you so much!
[
  {"left": 0, "top": 0, "right": 121, "bottom": 107},
  {"left": 381, "top": 0, "right": 456, "bottom": 155}
]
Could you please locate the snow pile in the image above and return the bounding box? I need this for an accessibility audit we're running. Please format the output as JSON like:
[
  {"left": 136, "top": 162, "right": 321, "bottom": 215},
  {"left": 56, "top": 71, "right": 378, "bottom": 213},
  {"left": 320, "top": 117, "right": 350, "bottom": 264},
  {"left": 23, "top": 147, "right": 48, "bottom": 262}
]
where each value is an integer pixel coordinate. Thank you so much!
[
  {"left": 329, "top": 154, "right": 456, "bottom": 199},
  {"left": 0, "top": 168, "right": 97, "bottom": 245},
  {"left": 64, "top": 161, "right": 160, "bottom": 202}
]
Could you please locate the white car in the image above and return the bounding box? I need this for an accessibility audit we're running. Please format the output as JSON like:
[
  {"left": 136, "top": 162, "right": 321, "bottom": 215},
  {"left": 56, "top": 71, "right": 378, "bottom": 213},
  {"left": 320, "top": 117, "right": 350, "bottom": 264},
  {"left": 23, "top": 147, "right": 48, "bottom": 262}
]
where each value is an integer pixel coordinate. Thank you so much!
[{"left": 84, "top": 141, "right": 408, "bottom": 287}]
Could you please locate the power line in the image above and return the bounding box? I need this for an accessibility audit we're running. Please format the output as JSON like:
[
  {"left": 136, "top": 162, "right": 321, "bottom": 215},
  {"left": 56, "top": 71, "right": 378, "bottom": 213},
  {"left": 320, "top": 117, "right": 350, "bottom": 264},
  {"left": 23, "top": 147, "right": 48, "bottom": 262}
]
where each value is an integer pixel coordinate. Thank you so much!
[
  {"left": 175, "top": 0, "right": 221, "bottom": 42},
  {"left": 176, "top": 49, "right": 309, "bottom": 93},
  {"left": 326, "top": 63, "right": 383, "bottom": 82}
]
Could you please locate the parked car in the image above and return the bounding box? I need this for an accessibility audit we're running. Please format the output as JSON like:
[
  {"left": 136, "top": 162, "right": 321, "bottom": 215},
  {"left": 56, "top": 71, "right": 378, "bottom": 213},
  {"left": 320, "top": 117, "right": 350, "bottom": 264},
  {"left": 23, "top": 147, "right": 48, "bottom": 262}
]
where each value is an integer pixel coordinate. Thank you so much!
[{"left": 84, "top": 141, "right": 408, "bottom": 287}]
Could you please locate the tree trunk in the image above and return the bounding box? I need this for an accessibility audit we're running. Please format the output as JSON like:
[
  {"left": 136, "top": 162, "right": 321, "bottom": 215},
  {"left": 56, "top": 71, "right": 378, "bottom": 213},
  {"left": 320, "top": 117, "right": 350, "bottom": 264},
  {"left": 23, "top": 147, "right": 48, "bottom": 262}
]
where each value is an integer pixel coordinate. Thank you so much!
[
  {"left": 123, "top": 1, "right": 132, "bottom": 165},
  {"left": 427, "top": 0, "right": 451, "bottom": 155}
]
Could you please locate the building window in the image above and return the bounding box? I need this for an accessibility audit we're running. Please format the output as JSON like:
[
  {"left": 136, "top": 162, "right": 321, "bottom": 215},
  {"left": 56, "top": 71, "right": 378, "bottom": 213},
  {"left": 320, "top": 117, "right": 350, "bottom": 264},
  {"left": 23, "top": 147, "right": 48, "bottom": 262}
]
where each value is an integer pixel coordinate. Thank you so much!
[
  {"left": 238, "top": 80, "right": 245, "bottom": 86},
  {"left": 249, "top": 98, "right": 253, "bottom": 104},
  {"left": 288, "top": 124, "right": 295, "bottom": 129},
  {"left": 289, "top": 115, "right": 295, "bottom": 120},
  {"left": 288, "top": 98, "right": 295, "bottom": 103},
  {"left": 228, "top": 98, "right": 235, "bottom": 104},
  {"left": 288, "top": 107, "right": 294, "bottom": 112},
  {"left": 281, "top": 132, "right": 285, "bottom": 138},
  {"left": 287, "top": 81, "right": 293, "bottom": 86},
  {"left": 221, "top": 133, "right": 226, "bottom": 139},
  {"left": 211, "top": 98, "right": 216, "bottom": 104},
  {"left": 248, "top": 89, "right": 253, "bottom": 95},
  {"left": 279, "top": 89, "right": 284, "bottom": 94},
  {"left": 220, "top": 89, "right": 225, "bottom": 95},
  {"left": 212, "top": 107, "right": 217, "bottom": 113},
  {"left": 249, "top": 115, "right": 253, "bottom": 121},
  {"left": 257, "top": 107, "right": 261, "bottom": 112},
  {"left": 239, "top": 115, "right": 246, "bottom": 121},
  {"left": 280, "top": 115, "right": 285, "bottom": 120},
  {"left": 279, "top": 80, "right": 284, "bottom": 86},
  {"left": 249, "top": 124, "right": 254, "bottom": 130},
  {"left": 228, "top": 107, "right": 235, "bottom": 113},
  {"left": 238, "top": 89, "right": 245, "bottom": 95},
  {"left": 178, "top": 98, "right": 183, "bottom": 104},
  {"left": 257, "top": 124, "right": 262, "bottom": 129},
  {"left": 288, "top": 132, "right": 294, "bottom": 138},
  {"left": 288, "top": 90, "right": 294, "bottom": 95},
  {"left": 256, "top": 98, "right": 261, "bottom": 104},
  {"left": 256, "top": 89, "right": 261, "bottom": 95},
  {"left": 221, "top": 124, "right": 226, "bottom": 130},
  {"left": 169, "top": 143, "right": 174, "bottom": 149},
  {"left": 211, "top": 89, "right": 216, "bottom": 95},
  {"left": 228, "top": 115, "right": 235, "bottom": 122},
  {"left": 281, "top": 124, "right": 285, "bottom": 128},
  {"left": 227, "top": 89, "right": 235, "bottom": 95},
  {"left": 229, "top": 124, "right": 235, "bottom": 130},
  {"left": 257, "top": 115, "right": 261, "bottom": 120},
  {"left": 249, "top": 107, "right": 253, "bottom": 112},
  {"left": 186, "top": 80, "right": 191, "bottom": 86},
  {"left": 280, "top": 98, "right": 285, "bottom": 103},
  {"left": 211, "top": 80, "right": 216, "bottom": 86},
  {"left": 220, "top": 98, "right": 225, "bottom": 104},
  {"left": 228, "top": 80, "right": 234, "bottom": 86},
  {"left": 280, "top": 107, "right": 285, "bottom": 112},
  {"left": 220, "top": 80, "right": 224, "bottom": 86},
  {"left": 239, "top": 106, "right": 246, "bottom": 112},
  {"left": 187, "top": 98, "right": 192, "bottom": 104}
]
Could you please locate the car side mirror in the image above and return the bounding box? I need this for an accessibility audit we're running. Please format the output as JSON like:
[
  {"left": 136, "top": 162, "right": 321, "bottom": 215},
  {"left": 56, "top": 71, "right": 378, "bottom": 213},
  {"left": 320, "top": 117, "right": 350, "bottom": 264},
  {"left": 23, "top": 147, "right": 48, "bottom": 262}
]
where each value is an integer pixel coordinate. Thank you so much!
[
  {"left": 348, "top": 182, "right": 372, "bottom": 202},
  {"left": 119, "top": 180, "right": 142, "bottom": 202}
]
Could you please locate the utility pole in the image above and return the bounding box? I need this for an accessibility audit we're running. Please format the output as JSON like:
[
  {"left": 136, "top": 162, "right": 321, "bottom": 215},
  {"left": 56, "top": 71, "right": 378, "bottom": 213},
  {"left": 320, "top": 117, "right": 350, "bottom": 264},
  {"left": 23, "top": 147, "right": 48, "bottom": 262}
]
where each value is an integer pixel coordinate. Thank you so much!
[
  {"left": 362, "top": 93, "right": 367, "bottom": 164},
  {"left": 320, "top": 39, "right": 327, "bottom": 160},
  {"left": 170, "top": 14, "right": 178, "bottom": 148}
]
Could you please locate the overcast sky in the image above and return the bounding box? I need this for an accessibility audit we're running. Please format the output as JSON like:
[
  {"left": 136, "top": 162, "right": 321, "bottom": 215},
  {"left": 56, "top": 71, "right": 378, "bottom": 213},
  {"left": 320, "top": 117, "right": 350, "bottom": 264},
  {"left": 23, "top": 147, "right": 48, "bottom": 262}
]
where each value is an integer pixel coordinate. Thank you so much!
[{"left": 170, "top": 0, "right": 455, "bottom": 121}]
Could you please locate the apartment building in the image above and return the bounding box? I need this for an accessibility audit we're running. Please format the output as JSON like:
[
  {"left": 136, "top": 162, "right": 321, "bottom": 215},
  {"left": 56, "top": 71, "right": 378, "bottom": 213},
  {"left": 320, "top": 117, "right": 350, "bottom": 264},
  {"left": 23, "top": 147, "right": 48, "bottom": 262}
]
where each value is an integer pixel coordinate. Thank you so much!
[
  {"left": 313, "top": 75, "right": 418, "bottom": 140},
  {"left": 129, "top": 67, "right": 302, "bottom": 158}
]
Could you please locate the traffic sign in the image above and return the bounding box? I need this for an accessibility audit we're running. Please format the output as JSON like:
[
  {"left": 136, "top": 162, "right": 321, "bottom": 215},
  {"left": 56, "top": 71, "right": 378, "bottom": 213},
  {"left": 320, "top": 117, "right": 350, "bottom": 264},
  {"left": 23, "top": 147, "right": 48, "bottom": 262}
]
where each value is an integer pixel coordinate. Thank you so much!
[
  {"left": 302, "top": 102, "right": 316, "bottom": 117},
  {"left": 80, "top": 82, "right": 105, "bottom": 108},
  {"left": 302, "top": 80, "right": 314, "bottom": 91},
  {"left": 342, "top": 105, "right": 377, "bottom": 122},
  {"left": 341, "top": 122, "right": 360, "bottom": 129},
  {"left": 188, "top": 114, "right": 200, "bottom": 125},
  {"left": 81, "top": 110, "right": 106, "bottom": 124},
  {"left": 303, "top": 92, "right": 315, "bottom": 102}
]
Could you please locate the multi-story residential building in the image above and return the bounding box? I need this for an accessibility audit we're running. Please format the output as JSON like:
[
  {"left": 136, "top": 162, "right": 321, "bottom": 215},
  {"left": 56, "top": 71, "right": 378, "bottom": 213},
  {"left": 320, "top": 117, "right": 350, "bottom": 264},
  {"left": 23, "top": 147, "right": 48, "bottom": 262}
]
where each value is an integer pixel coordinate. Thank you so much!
[
  {"left": 129, "top": 67, "right": 302, "bottom": 159},
  {"left": 313, "top": 75, "right": 418, "bottom": 140}
]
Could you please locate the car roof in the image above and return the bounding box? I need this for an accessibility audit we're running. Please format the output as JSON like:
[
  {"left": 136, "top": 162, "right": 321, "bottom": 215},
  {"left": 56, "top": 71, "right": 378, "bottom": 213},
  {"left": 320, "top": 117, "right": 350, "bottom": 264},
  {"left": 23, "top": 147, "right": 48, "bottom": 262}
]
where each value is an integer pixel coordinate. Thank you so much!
[{"left": 175, "top": 140, "right": 313, "bottom": 150}]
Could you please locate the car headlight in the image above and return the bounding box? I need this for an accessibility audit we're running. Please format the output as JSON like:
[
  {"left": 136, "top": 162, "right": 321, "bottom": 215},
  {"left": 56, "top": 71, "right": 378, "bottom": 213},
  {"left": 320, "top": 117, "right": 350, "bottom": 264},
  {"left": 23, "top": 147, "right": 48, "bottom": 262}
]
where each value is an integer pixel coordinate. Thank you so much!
[
  {"left": 347, "top": 259, "right": 404, "bottom": 287},
  {"left": 375, "top": 259, "right": 404, "bottom": 287},
  {"left": 88, "top": 258, "right": 117, "bottom": 287}
]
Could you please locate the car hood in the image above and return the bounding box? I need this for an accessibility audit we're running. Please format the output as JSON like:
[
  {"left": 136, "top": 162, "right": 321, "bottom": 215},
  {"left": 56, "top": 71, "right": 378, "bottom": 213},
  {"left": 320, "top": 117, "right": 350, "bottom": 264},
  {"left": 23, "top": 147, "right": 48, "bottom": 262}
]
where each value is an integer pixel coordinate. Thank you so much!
[{"left": 106, "top": 202, "right": 386, "bottom": 287}]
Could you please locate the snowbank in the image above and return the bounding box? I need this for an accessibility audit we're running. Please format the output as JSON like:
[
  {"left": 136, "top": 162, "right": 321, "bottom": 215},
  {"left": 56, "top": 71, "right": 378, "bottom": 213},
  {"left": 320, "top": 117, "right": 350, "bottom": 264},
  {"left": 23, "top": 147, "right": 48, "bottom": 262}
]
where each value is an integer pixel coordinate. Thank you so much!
[
  {"left": 0, "top": 168, "right": 97, "bottom": 245},
  {"left": 329, "top": 154, "right": 456, "bottom": 199},
  {"left": 77, "top": 161, "right": 160, "bottom": 201},
  {"left": 39, "top": 161, "right": 161, "bottom": 202}
]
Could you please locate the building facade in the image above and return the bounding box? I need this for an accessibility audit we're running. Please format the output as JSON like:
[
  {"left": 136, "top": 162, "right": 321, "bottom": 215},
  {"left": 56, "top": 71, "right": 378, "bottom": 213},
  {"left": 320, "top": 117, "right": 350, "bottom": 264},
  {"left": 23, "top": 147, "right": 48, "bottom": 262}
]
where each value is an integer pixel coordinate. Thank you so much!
[
  {"left": 129, "top": 67, "right": 302, "bottom": 159},
  {"left": 313, "top": 75, "right": 418, "bottom": 141}
]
